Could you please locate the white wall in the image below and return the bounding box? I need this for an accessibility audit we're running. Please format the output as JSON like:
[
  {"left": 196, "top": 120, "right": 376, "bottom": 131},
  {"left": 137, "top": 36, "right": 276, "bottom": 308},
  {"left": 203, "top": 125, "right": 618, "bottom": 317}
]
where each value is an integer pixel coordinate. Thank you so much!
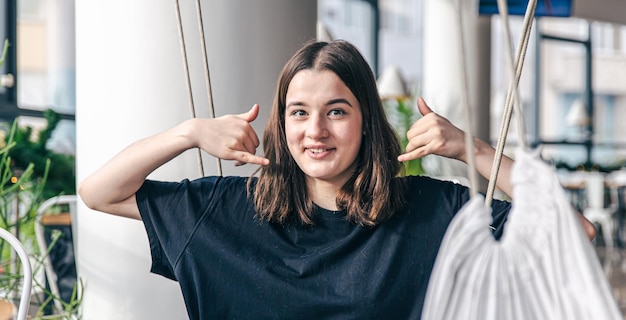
[{"left": 75, "top": 0, "right": 316, "bottom": 318}]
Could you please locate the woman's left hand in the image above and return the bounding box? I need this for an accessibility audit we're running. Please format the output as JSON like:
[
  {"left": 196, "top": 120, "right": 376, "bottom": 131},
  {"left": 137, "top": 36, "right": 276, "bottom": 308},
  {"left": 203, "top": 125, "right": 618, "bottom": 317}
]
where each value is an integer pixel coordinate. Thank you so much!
[{"left": 398, "top": 97, "right": 469, "bottom": 163}]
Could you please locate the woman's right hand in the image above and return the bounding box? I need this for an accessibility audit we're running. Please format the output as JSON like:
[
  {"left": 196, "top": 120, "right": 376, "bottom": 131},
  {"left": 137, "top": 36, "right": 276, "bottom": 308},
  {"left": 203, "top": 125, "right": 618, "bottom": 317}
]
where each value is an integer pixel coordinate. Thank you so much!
[
  {"left": 191, "top": 104, "right": 269, "bottom": 166},
  {"left": 79, "top": 104, "right": 269, "bottom": 219}
]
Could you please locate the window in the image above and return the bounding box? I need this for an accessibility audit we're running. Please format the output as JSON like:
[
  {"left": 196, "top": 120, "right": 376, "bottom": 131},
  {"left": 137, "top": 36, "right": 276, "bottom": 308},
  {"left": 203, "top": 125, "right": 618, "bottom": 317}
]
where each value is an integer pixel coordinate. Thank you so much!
[{"left": 0, "top": 0, "right": 75, "bottom": 155}]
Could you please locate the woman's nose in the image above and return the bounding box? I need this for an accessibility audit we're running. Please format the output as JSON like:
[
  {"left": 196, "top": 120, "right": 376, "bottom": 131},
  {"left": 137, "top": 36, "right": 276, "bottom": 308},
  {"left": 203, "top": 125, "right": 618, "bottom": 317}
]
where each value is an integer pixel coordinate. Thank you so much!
[{"left": 306, "top": 114, "right": 328, "bottom": 138}]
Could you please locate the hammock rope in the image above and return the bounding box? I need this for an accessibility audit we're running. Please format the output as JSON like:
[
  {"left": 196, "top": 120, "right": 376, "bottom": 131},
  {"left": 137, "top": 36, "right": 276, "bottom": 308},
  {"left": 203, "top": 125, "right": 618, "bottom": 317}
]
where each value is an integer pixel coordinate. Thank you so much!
[
  {"left": 174, "top": 0, "right": 223, "bottom": 177},
  {"left": 454, "top": 0, "right": 535, "bottom": 201},
  {"left": 454, "top": 0, "right": 479, "bottom": 198},
  {"left": 485, "top": 0, "right": 536, "bottom": 206},
  {"left": 194, "top": 0, "right": 222, "bottom": 176}
]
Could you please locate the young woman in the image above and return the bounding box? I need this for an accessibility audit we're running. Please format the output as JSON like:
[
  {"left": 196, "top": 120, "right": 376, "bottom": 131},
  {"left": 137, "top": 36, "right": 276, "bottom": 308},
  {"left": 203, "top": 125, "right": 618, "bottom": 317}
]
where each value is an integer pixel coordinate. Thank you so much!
[{"left": 79, "top": 40, "right": 593, "bottom": 319}]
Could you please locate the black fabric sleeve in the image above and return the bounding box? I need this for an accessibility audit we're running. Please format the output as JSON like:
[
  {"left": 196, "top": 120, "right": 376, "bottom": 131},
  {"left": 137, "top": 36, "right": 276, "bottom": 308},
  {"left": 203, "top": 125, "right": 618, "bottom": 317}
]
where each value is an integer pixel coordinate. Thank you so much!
[
  {"left": 411, "top": 176, "right": 511, "bottom": 240},
  {"left": 136, "top": 176, "right": 223, "bottom": 280},
  {"left": 454, "top": 181, "right": 512, "bottom": 240},
  {"left": 489, "top": 198, "right": 512, "bottom": 240},
  {"left": 442, "top": 178, "right": 511, "bottom": 240}
]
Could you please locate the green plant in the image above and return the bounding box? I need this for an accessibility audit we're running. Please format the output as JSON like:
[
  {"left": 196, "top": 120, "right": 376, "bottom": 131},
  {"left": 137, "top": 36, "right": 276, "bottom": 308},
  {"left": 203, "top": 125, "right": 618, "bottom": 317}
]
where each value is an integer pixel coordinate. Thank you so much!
[
  {"left": 0, "top": 39, "right": 8, "bottom": 67},
  {"left": 383, "top": 97, "right": 425, "bottom": 176},
  {"left": 0, "top": 38, "right": 81, "bottom": 319},
  {"left": 0, "top": 122, "right": 82, "bottom": 319},
  {"left": 7, "top": 109, "right": 76, "bottom": 200}
]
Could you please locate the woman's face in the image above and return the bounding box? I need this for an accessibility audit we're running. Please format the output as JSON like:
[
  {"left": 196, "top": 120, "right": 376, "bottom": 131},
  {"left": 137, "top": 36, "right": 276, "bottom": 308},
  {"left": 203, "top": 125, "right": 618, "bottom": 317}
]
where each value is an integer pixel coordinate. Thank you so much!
[{"left": 284, "top": 69, "right": 363, "bottom": 188}]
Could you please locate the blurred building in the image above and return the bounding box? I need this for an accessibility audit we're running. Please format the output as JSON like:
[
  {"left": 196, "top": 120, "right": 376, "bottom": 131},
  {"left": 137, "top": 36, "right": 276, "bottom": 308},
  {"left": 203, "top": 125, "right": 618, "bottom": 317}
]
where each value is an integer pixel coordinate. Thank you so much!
[{"left": 319, "top": 0, "right": 626, "bottom": 170}]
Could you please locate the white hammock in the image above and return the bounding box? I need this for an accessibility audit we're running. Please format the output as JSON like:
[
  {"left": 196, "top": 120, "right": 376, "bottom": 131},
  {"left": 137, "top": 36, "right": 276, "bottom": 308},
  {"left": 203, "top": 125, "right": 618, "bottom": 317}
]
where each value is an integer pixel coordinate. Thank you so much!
[
  {"left": 423, "top": 0, "right": 621, "bottom": 317},
  {"left": 422, "top": 147, "right": 622, "bottom": 320}
]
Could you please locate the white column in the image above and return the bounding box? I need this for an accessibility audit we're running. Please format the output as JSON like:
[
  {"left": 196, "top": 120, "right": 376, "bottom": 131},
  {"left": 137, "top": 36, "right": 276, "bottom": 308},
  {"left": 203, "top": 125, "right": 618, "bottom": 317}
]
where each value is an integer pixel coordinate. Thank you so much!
[
  {"left": 422, "top": 0, "right": 491, "bottom": 190},
  {"left": 75, "top": 1, "right": 316, "bottom": 319}
]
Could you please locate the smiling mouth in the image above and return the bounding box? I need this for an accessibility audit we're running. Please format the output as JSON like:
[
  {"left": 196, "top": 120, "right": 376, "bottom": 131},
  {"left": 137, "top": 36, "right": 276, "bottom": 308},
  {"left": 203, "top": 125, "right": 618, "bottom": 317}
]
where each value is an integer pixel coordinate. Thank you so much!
[{"left": 308, "top": 148, "right": 329, "bottom": 154}]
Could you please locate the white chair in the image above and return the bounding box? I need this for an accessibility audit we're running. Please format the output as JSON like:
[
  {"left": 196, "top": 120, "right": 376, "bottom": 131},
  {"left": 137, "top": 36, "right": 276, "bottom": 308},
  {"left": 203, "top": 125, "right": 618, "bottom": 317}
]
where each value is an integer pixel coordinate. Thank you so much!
[
  {"left": 0, "top": 227, "right": 32, "bottom": 320},
  {"left": 34, "top": 195, "right": 77, "bottom": 312},
  {"left": 583, "top": 172, "right": 618, "bottom": 248},
  {"left": 606, "top": 168, "right": 626, "bottom": 246}
]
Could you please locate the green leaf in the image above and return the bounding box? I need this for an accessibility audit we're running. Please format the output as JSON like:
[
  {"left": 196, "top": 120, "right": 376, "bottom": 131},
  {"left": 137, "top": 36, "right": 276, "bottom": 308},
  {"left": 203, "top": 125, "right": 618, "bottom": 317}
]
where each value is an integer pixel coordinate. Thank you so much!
[{"left": 0, "top": 39, "right": 9, "bottom": 67}]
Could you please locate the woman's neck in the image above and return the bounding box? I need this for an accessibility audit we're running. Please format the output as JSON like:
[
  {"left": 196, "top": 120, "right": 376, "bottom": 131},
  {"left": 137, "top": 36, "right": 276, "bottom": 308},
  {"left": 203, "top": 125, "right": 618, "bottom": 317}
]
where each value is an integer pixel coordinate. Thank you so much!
[{"left": 306, "top": 178, "right": 341, "bottom": 211}]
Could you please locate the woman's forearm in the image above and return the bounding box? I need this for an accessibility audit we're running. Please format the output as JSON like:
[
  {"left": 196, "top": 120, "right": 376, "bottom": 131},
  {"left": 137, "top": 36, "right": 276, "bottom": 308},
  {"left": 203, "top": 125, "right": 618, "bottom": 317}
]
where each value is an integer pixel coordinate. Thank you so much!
[
  {"left": 471, "top": 138, "right": 514, "bottom": 199},
  {"left": 78, "top": 119, "right": 197, "bottom": 219}
]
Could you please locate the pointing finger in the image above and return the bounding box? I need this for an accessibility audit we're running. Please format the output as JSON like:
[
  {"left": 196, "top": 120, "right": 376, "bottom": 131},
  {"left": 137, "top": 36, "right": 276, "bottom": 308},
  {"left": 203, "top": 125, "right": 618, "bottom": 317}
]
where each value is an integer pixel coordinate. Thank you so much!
[{"left": 233, "top": 151, "right": 269, "bottom": 166}]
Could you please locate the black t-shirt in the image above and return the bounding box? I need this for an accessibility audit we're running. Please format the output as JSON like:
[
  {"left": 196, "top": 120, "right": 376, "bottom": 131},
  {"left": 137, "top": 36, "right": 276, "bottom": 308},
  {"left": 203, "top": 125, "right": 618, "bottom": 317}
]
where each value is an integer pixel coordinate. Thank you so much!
[{"left": 137, "top": 175, "right": 510, "bottom": 320}]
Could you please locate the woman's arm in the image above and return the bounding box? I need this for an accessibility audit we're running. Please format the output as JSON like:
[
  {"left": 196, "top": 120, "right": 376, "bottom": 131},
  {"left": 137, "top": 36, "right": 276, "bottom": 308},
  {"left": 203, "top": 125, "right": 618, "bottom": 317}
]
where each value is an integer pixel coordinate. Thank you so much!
[
  {"left": 398, "top": 98, "right": 595, "bottom": 240},
  {"left": 78, "top": 104, "right": 269, "bottom": 220}
]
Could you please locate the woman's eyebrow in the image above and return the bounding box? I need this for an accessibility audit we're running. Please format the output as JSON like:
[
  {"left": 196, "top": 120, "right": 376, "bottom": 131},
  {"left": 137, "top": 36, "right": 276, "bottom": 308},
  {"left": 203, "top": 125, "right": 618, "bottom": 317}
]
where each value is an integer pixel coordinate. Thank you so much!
[
  {"left": 287, "top": 98, "right": 353, "bottom": 108},
  {"left": 327, "top": 98, "right": 353, "bottom": 108},
  {"left": 286, "top": 101, "right": 306, "bottom": 108}
]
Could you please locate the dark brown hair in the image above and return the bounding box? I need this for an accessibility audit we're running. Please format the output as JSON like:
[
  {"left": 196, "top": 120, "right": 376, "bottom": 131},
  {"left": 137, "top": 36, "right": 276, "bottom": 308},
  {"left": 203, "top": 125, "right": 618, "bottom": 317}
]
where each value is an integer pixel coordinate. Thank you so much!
[{"left": 251, "top": 40, "right": 405, "bottom": 226}]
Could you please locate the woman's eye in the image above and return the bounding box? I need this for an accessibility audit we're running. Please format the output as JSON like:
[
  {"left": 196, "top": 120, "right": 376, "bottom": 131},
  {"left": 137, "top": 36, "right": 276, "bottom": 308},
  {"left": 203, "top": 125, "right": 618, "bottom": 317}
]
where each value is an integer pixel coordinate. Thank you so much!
[
  {"left": 329, "top": 109, "right": 346, "bottom": 116},
  {"left": 291, "top": 110, "right": 307, "bottom": 117}
]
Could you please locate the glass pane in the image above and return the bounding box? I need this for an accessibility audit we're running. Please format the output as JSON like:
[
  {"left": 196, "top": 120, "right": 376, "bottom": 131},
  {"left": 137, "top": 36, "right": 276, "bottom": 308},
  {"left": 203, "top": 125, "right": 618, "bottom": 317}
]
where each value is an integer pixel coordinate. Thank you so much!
[
  {"left": 17, "top": 0, "right": 75, "bottom": 115},
  {"left": 16, "top": 0, "right": 75, "bottom": 155}
]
